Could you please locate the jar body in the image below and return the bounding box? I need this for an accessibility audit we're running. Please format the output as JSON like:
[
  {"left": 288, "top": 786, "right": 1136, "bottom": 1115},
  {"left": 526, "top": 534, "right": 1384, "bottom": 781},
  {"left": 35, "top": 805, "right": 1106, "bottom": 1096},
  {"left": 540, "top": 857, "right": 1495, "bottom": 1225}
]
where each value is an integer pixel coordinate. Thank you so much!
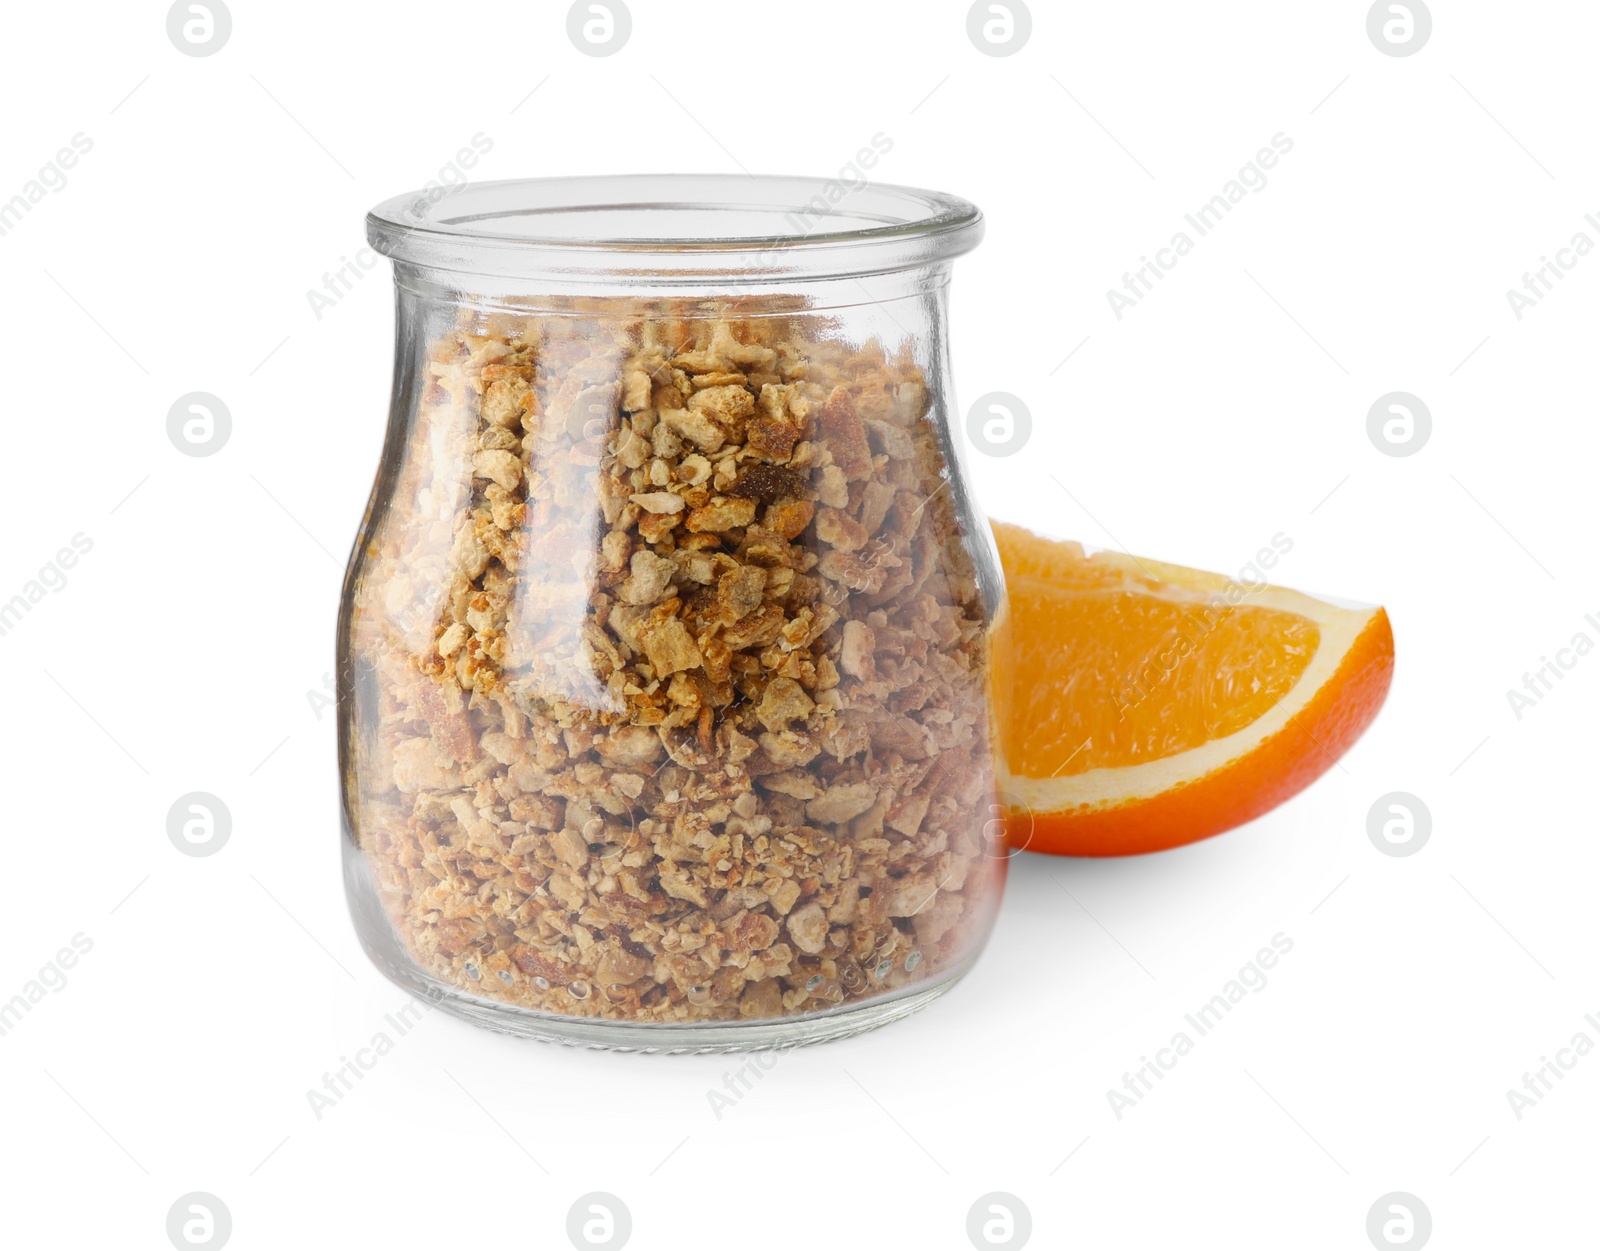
[{"left": 339, "top": 265, "right": 1009, "bottom": 1049}]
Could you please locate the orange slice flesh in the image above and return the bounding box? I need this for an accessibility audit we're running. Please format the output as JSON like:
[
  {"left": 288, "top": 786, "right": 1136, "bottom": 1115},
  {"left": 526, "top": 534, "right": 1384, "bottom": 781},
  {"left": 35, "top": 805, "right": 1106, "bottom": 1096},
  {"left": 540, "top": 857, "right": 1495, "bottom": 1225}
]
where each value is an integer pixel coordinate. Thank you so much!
[{"left": 993, "top": 522, "right": 1394, "bottom": 856}]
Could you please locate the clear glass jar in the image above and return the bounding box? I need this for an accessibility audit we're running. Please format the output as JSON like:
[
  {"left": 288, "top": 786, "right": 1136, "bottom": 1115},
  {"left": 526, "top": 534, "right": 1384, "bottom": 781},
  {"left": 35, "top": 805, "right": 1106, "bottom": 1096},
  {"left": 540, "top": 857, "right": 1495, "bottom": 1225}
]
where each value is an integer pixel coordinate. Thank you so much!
[{"left": 340, "top": 176, "right": 1009, "bottom": 1050}]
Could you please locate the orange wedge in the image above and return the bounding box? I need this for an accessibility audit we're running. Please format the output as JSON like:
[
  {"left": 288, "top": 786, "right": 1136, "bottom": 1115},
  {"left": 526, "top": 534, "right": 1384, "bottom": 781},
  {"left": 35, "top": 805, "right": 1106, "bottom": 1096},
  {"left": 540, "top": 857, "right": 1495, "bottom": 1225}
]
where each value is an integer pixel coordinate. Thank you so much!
[{"left": 993, "top": 522, "right": 1394, "bottom": 856}]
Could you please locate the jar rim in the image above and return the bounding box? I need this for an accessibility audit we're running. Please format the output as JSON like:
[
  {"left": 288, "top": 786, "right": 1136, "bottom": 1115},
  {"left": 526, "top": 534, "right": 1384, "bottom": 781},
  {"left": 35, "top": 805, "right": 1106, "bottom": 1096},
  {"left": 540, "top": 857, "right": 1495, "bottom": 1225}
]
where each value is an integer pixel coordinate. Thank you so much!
[{"left": 366, "top": 174, "right": 983, "bottom": 283}]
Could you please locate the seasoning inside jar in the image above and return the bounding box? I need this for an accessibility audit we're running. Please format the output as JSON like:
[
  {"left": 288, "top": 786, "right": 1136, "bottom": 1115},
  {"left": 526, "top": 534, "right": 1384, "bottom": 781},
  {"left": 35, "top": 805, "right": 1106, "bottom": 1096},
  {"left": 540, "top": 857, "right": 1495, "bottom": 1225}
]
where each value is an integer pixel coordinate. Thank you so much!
[{"left": 342, "top": 177, "right": 1008, "bottom": 1047}]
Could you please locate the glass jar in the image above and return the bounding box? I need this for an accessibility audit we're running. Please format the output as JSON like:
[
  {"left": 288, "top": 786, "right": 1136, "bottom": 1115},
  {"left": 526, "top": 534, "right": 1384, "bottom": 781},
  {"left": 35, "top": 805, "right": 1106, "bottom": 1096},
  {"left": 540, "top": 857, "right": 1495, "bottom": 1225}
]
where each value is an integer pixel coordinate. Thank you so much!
[{"left": 340, "top": 175, "right": 1009, "bottom": 1050}]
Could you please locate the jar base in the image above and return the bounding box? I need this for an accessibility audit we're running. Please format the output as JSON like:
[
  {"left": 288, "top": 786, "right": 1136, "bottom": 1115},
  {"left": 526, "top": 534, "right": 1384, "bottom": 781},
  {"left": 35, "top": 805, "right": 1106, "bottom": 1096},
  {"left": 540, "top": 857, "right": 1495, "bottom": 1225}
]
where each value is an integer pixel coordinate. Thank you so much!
[{"left": 344, "top": 834, "right": 973, "bottom": 1054}]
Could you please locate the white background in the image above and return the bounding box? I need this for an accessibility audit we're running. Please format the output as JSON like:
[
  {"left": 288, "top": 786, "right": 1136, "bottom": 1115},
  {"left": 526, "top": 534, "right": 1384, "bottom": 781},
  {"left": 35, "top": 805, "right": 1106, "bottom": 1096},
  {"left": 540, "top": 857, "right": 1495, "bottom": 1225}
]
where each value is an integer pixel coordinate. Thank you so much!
[{"left": 1, "top": 1, "right": 1595, "bottom": 1247}]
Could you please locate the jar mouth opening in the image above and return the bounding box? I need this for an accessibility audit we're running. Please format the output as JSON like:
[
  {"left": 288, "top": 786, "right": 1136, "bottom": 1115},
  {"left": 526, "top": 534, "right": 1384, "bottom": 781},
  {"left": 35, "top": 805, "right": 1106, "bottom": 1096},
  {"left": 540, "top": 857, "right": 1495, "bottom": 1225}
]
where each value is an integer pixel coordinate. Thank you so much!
[{"left": 367, "top": 174, "right": 983, "bottom": 282}]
